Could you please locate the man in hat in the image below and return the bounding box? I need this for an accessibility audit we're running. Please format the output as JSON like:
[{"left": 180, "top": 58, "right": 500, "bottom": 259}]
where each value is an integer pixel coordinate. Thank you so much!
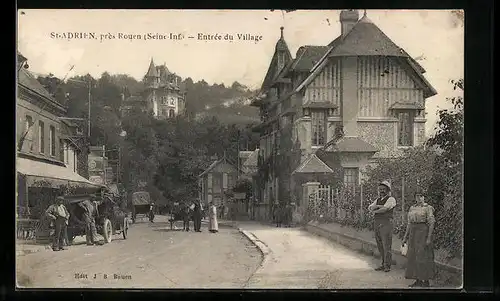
[
  {"left": 45, "top": 196, "right": 70, "bottom": 251},
  {"left": 368, "top": 180, "right": 397, "bottom": 272}
]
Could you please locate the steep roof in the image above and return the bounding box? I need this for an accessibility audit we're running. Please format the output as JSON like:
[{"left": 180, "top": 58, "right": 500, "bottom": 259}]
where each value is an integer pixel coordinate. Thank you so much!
[
  {"left": 198, "top": 157, "right": 239, "bottom": 177},
  {"left": 18, "top": 68, "right": 58, "bottom": 103},
  {"left": 295, "top": 14, "right": 437, "bottom": 98},
  {"left": 292, "top": 153, "right": 334, "bottom": 174},
  {"left": 328, "top": 15, "right": 407, "bottom": 57},
  {"left": 289, "top": 46, "right": 329, "bottom": 72},
  {"left": 260, "top": 28, "right": 293, "bottom": 91},
  {"left": 145, "top": 58, "right": 158, "bottom": 77}
]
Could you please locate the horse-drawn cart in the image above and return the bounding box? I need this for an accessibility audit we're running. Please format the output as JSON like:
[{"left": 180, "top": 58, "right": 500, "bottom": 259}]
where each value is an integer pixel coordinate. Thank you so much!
[
  {"left": 131, "top": 191, "right": 152, "bottom": 223},
  {"left": 65, "top": 194, "right": 130, "bottom": 244}
]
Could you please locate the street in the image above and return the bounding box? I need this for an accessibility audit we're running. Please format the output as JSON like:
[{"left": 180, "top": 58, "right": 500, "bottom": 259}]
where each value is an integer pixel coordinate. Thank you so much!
[
  {"left": 17, "top": 217, "right": 432, "bottom": 289},
  {"left": 238, "top": 222, "right": 413, "bottom": 289},
  {"left": 16, "top": 216, "right": 262, "bottom": 288}
]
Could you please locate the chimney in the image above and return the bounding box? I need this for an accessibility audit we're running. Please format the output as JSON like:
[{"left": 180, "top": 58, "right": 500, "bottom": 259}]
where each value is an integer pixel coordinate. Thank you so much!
[{"left": 340, "top": 10, "right": 359, "bottom": 37}]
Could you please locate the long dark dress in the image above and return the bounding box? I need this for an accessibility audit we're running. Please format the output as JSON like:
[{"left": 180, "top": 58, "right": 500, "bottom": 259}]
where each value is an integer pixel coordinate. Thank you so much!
[{"left": 405, "top": 204, "right": 436, "bottom": 281}]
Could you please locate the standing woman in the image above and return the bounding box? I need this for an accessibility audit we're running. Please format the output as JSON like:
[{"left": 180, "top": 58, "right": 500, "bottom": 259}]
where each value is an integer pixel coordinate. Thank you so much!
[
  {"left": 208, "top": 202, "right": 219, "bottom": 233},
  {"left": 402, "top": 192, "right": 436, "bottom": 287}
]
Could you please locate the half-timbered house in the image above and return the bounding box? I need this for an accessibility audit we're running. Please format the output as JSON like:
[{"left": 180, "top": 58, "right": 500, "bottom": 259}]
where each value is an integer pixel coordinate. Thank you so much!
[{"left": 250, "top": 10, "right": 437, "bottom": 221}]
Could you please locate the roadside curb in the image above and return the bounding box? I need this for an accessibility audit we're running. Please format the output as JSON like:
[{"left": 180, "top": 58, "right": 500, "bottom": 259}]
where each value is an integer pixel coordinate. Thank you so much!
[
  {"left": 305, "top": 223, "right": 462, "bottom": 287},
  {"left": 217, "top": 221, "right": 272, "bottom": 287}
]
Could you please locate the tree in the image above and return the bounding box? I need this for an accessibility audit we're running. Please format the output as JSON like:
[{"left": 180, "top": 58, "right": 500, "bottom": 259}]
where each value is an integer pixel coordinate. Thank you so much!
[{"left": 425, "top": 78, "right": 463, "bottom": 257}]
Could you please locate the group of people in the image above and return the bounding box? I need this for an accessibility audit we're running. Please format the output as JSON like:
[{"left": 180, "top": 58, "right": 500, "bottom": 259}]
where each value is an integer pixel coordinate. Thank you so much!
[
  {"left": 45, "top": 195, "right": 103, "bottom": 252},
  {"left": 368, "top": 180, "right": 436, "bottom": 288},
  {"left": 181, "top": 200, "right": 219, "bottom": 233}
]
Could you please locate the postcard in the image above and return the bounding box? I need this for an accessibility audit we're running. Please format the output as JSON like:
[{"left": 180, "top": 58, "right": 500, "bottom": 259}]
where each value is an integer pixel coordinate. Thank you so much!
[{"left": 16, "top": 9, "right": 464, "bottom": 289}]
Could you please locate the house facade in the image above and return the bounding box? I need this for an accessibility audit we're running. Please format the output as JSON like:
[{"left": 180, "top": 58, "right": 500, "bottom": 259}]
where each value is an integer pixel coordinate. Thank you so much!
[
  {"left": 143, "top": 59, "right": 186, "bottom": 119},
  {"left": 198, "top": 157, "right": 238, "bottom": 208},
  {"left": 250, "top": 10, "right": 437, "bottom": 221},
  {"left": 119, "top": 59, "right": 187, "bottom": 119},
  {"left": 16, "top": 52, "right": 101, "bottom": 223}
]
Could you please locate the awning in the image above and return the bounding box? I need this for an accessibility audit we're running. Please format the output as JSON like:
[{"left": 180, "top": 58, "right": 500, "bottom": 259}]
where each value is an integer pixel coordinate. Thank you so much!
[
  {"left": 389, "top": 101, "right": 425, "bottom": 111},
  {"left": 16, "top": 157, "right": 104, "bottom": 188}
]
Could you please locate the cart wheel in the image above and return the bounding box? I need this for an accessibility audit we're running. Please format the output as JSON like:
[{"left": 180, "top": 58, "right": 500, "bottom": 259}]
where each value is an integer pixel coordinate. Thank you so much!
[
  {"left": 122, "top": 218, "right": 128, "bottom": 239},
  {"left": 103, "top": 218, "right": 113, "bottom": 243}
]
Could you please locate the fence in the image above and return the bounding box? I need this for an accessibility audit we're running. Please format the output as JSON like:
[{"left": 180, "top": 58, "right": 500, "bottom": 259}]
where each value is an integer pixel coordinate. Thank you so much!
[{"left": 305, "top": 181, "right": 409, "bottom": 235}]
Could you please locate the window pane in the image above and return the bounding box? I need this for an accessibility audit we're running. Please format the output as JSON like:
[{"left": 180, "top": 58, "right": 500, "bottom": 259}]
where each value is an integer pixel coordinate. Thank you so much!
[
  {"left": 25, "top": 115, "right": 34, "bottom": 151},
  {"left": 343, "top": 168, "right": 359, "bottom": 191},
  {"left": 311, "top": 110, "right": 326, "bottom": 146},
  {"left": 38, "top": 121, "right": 44, "bottom": 153},
  {"left": 398, "top": 111, "right": 413, "bottom": 146},
  {"left": 50, "top": 126, "right": 56, "bottom": 156}
]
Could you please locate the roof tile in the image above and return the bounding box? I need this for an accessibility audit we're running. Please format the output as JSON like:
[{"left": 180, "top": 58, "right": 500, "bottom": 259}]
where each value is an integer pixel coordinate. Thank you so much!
[{"left": 333, "top": 137, "right": 378, "bottom": 153}]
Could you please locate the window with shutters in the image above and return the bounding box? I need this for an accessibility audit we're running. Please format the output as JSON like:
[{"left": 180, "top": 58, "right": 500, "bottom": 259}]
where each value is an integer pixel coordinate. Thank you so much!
[
  {"left": 311, "top": 110, "right": 326, "bottom": 146},
  {"left": 397, "top": 111, "right": 414, "bottom": 146}
]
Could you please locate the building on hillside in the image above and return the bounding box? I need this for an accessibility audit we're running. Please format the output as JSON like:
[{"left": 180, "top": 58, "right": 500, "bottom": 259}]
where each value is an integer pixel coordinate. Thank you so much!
[
  {"left": 250, "top": 10, "right": 437, "bottom": 222},
  {"left": 119, "top": 58, "right": 187, "bottom": 119},
  {"left": 143, "top": 59, "right": 186, "bottom": 119},
  {"left": 16, "top": 53, "right": 102, "bottom": 240}
]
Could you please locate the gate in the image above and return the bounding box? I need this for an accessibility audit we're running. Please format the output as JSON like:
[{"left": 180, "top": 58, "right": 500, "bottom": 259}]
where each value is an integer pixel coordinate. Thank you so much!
[{"left": 308, "top": 185, "right": 337, "bottom": 220}]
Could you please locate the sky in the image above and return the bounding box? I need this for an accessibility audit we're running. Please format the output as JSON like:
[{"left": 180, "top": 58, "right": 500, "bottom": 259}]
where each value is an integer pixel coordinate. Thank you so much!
[{"left": 17, "top": 9, "right": 464, "bottom": 136}]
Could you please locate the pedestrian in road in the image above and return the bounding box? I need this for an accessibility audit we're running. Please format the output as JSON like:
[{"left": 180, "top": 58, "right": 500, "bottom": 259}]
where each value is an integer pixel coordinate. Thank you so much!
[
  {"left": 149, "top": 202, "right": 155, "bottom": 223},
  {"left": 45, "top": 196, "right": 70, "bottom": 251},
  {"left": 182, "top": 203, "right": 191, "bottom": 231},
  {"left": 208, "top": 202, "right": 219, "bottom": 233},
  {"left": 402, "top": 192, "right": 436, "bottom": 287},
  {"left": 367, "top": 180, "right": 397, "bottom": 272},
  {"left": 78, "top": 198, "right": 102, "bottom": 246},
  {"left": 193, "top": 200, "right": 203, "bottom": 232}
]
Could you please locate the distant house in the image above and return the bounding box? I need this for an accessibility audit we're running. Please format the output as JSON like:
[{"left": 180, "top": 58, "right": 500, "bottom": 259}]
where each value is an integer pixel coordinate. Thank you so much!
[
  {"left": 198, "top": 157, "right": 238, "bottom": 208},
  {"left": 119, "top": 58, "right": 187, "bottom": 119},
  {"left": 250, "top": 10, "right": 437, "bottom": 221}
]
